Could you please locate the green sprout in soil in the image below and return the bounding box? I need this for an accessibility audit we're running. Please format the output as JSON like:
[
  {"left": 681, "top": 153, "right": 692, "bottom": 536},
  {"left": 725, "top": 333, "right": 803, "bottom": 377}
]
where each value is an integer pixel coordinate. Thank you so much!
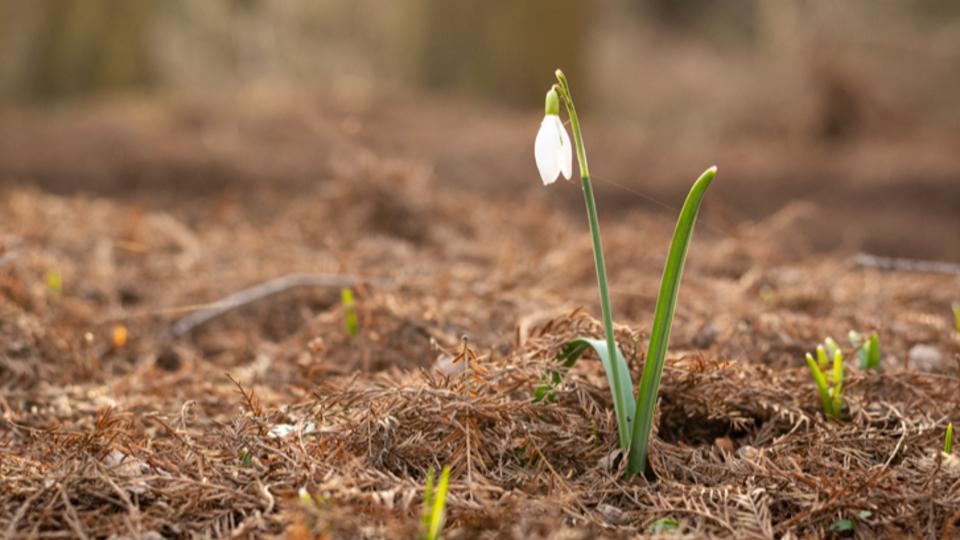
[
  {"left": 341, "top": 287, "right": 359, "bottom": 338},
  {"left": 848, "top": 330, "right": 880, "bottom": 370},
  {"left": 535, "top": 69, "right": 715, "bottom": 476},
  {"left": 805, "top": 339, "right": 845, "bottom": 420},
  {"left": 298, "top": 487, "right": 331, "bottom": 534},
  {"left": 420, "top": 466, "right": 451, "bottom": 540},
  {"left": 46, "top": 268, "right": 62, "bottom": 295},
  {"left": 952, "top": 302, "right": 960, "bottom": 333},
  {"left": 829, "top": 511, "right": 871, "bottom": 535},
  {"left": 648, "top": 518, "right": 680, "bottom": 534},
  {"left": 946, "top": 422, "right": 954, "bottom": 455}
]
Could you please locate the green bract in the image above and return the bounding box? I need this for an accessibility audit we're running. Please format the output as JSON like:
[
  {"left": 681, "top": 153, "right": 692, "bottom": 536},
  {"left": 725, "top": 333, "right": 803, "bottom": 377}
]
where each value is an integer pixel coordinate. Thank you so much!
[{"left": 544, "top": 87, "right": 560, "bottom": 116}]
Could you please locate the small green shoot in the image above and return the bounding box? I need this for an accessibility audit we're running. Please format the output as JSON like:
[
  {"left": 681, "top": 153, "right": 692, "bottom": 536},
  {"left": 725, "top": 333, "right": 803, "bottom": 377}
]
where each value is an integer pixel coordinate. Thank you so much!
[
  {"left": 341, "top": 288, "right": 358, "bottom": 338},
  {"left": 828, "top": 518, "right": 855, "bottom": 534},
  {"left": 952, "top": 302, "right": 960, "bottom": 333},
  {"left": 805, "top": 338, "right": 845, "bottom": 420},
  {"left": 46, "top": 268, "right": 62, "bottom": 295},
  {"left": 849, "top": 331, "right": 880, "bottom": 370},
  {"left": 946, "top": 422, "right": 954, "bottom": 455},
  {"left": 239, "top": 448, "right": 252, "bottom": 466},
  {"left": 648, "top": 518, "right": 680, "bottom": 534},
  {"left": 828, "top": 511, "right": 871, "bottom": 535},
  {"left": 816, "top": 344, "right": 830, "bottom": 369},
  {"left": 420, "top": 465, "right": 451, "bottom": 540}
]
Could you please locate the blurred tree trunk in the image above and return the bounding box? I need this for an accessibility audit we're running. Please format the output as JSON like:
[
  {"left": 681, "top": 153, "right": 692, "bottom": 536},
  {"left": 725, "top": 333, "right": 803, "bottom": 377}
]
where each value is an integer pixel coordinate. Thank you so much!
[
  {"left": 407, "top": 0, "right": 591, "bottom": 107},
  {"left": 17, "top": 0, "right": 154, "bottom": 99}
]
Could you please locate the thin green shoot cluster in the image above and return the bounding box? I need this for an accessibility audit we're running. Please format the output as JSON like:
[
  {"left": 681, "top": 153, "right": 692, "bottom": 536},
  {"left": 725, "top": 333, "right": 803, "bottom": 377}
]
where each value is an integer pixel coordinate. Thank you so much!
[
  {"left": 805, "top": 338, "right": 845, "bottom": 420},
  {"left": 848, "top": 330, "right": 880, "bottom": 370},
  {"left": 538, "top": 69, "right": 715, "bottom": 477},
  {"left": 946, "top": 422, "right": 954, "bottom": 455},
  {"left": 420, "top": 466, "right": 451, "bottom": 540},
  {"left": 341, "top": 287, "right": 359, "bottom": 338}
]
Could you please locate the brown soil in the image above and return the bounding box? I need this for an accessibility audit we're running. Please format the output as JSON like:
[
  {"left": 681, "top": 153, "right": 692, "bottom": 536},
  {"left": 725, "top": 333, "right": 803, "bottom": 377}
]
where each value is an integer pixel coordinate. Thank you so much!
[{"left": 1, "top": 94, "right": 959, "bottom": 538}]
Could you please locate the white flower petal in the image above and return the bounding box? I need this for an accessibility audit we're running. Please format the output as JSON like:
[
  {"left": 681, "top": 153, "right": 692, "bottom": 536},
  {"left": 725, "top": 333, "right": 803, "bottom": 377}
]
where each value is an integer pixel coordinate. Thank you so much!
[
  {"left": 555, "top": 117, "right": 573, "bottom": 180},
  {"left": 535, "top": 116, "right": 561, "bottom": 185}
]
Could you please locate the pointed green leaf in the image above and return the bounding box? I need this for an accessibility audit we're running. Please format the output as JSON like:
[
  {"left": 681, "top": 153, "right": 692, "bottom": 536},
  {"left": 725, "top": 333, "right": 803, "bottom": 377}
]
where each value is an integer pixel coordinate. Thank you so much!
[
  {"left": 816, "top": 345, "right": 829, "bottom": 370},
  {"left": 421, "top": 468, "right": 435, "bottom": 529},
  {"left": 832, "top": 350, "right": 844, "bottom": 392},
  {"left": 562, "top": 337, "right": 636, "bottom": 448},
  {"left": 426, "top": 465, "right": 451, "bottom": 540},
  {"left": 806, "top": 353, "right": 835, "bottom": 419},
  {"left": 946, "top": 422, "right": 954, "bottom": 455},
  {"left": 866, "top": 333, "right": 880, "bottom": 370},
  {"left": 627, "top": 166, "right": 715, "bottom": 476}
]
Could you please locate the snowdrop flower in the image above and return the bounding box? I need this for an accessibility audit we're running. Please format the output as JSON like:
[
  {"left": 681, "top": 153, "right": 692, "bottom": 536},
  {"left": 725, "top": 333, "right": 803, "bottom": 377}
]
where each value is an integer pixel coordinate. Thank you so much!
[{"left": 535, "top": 88, "right": 573, "bottom": 185}]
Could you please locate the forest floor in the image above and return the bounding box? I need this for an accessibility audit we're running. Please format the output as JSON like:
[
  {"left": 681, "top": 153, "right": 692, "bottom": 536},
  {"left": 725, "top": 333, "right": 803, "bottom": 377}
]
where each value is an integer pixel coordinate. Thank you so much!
[{"left": 1, "top": 92, "right": 959, "bottom": 538}]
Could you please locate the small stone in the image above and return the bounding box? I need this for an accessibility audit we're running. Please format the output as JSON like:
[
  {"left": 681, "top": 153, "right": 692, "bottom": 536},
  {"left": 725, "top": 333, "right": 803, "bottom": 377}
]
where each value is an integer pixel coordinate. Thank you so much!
[
  {"left": 714, "top": 436, "right": 734, "bottom": 454},
  {"left": 597, "top": 503, "right": 626, "bottom": 525},
  {"left": 693, "top": 324, "right": 719, "bottom": 349},
  {"left": 156, "top": 348, "right": 181, "bottom": 372},
  {"left": 737, "top": 445, "right": 760, "bottom": 460},
  {"left": 908, "top": 344, "right": 942, "bottom": 372},
  {"left": 434, "top": 353, "right": 465, "bottom": 375}
]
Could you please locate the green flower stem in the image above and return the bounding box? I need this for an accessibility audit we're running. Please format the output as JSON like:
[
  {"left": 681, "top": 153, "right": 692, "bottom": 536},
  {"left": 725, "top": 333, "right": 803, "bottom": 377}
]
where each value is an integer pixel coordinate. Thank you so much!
[{"left": 555, "top": 70, "right": 630, "bottom": 448}]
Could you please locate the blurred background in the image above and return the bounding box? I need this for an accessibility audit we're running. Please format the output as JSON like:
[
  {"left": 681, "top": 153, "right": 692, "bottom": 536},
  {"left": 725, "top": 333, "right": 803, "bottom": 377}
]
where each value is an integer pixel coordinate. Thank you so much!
[{"left": 1, "top": 0, "right": 959, "bottom": 260}]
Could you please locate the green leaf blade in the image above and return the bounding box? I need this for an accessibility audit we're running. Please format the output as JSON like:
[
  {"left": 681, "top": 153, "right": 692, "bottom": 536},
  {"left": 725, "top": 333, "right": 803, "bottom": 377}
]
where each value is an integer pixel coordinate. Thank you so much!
[
  {"left": 946, "top": 422, "right": 954, "bottom": 455},
  {"left": 867, "top": 333, "right": 880, "bottom": 370},
  {"left": 806, "top": 353, "right": 835, "bottom": 419},
  {"left": 562, "top": 337, "right": 636, "bottom": 449},
  {"left": 627, "top": 166, "right": 716, "bottom": 476},
  {"left": 426, "top": 466, "right": 451, "bottom": 540}
]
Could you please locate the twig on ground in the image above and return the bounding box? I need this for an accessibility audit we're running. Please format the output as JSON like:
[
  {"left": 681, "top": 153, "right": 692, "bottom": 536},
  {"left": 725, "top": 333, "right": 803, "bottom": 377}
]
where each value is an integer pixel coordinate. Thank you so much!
[
  {"left": 855, "top": 253, "right": 960, "bottom": 275},
  {"left": 169, "top": 274, "right": 358, "bottom": 337}
]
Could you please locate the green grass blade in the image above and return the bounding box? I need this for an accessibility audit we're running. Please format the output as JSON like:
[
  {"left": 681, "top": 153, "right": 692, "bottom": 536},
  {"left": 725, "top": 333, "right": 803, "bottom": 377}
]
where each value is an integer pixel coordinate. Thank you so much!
[
  {"left": 866, "top": 333, "right": 879, "bottom": 370},
  {"left": 421, "top": 468, "right": 436, "bottom": 530},
  {"left": 627, "top": 166, "right": 715, "bottom": 476},
  {"left": 946, "top": 422, "right": 954, "bottom": 455},
  {"left": 561, "top": 338, "right": 636, "bottom": 448},
  {"left": 832, "top": 350, "right": 844, "bottom": 395},
  {"left": 426, "top": 465, "right": 451, "bottom": 540},
  {"left": 806, "top": 353, "right": 835, "bottom": 419},
  {"left": 816, "top": 345, "right": 829, "bottom": 370},
  {"left": 341, "top": 288, "right": 359, "bottom": 337}
]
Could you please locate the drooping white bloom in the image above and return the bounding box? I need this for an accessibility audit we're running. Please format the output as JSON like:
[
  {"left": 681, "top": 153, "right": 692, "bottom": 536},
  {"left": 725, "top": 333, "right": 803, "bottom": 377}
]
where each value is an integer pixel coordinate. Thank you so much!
[
  {"left": 535, "top": 115, "right": 573, "bottom": 185},
  {"left": 535, "top": 88, "right": 573, "bottom": 185}
]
